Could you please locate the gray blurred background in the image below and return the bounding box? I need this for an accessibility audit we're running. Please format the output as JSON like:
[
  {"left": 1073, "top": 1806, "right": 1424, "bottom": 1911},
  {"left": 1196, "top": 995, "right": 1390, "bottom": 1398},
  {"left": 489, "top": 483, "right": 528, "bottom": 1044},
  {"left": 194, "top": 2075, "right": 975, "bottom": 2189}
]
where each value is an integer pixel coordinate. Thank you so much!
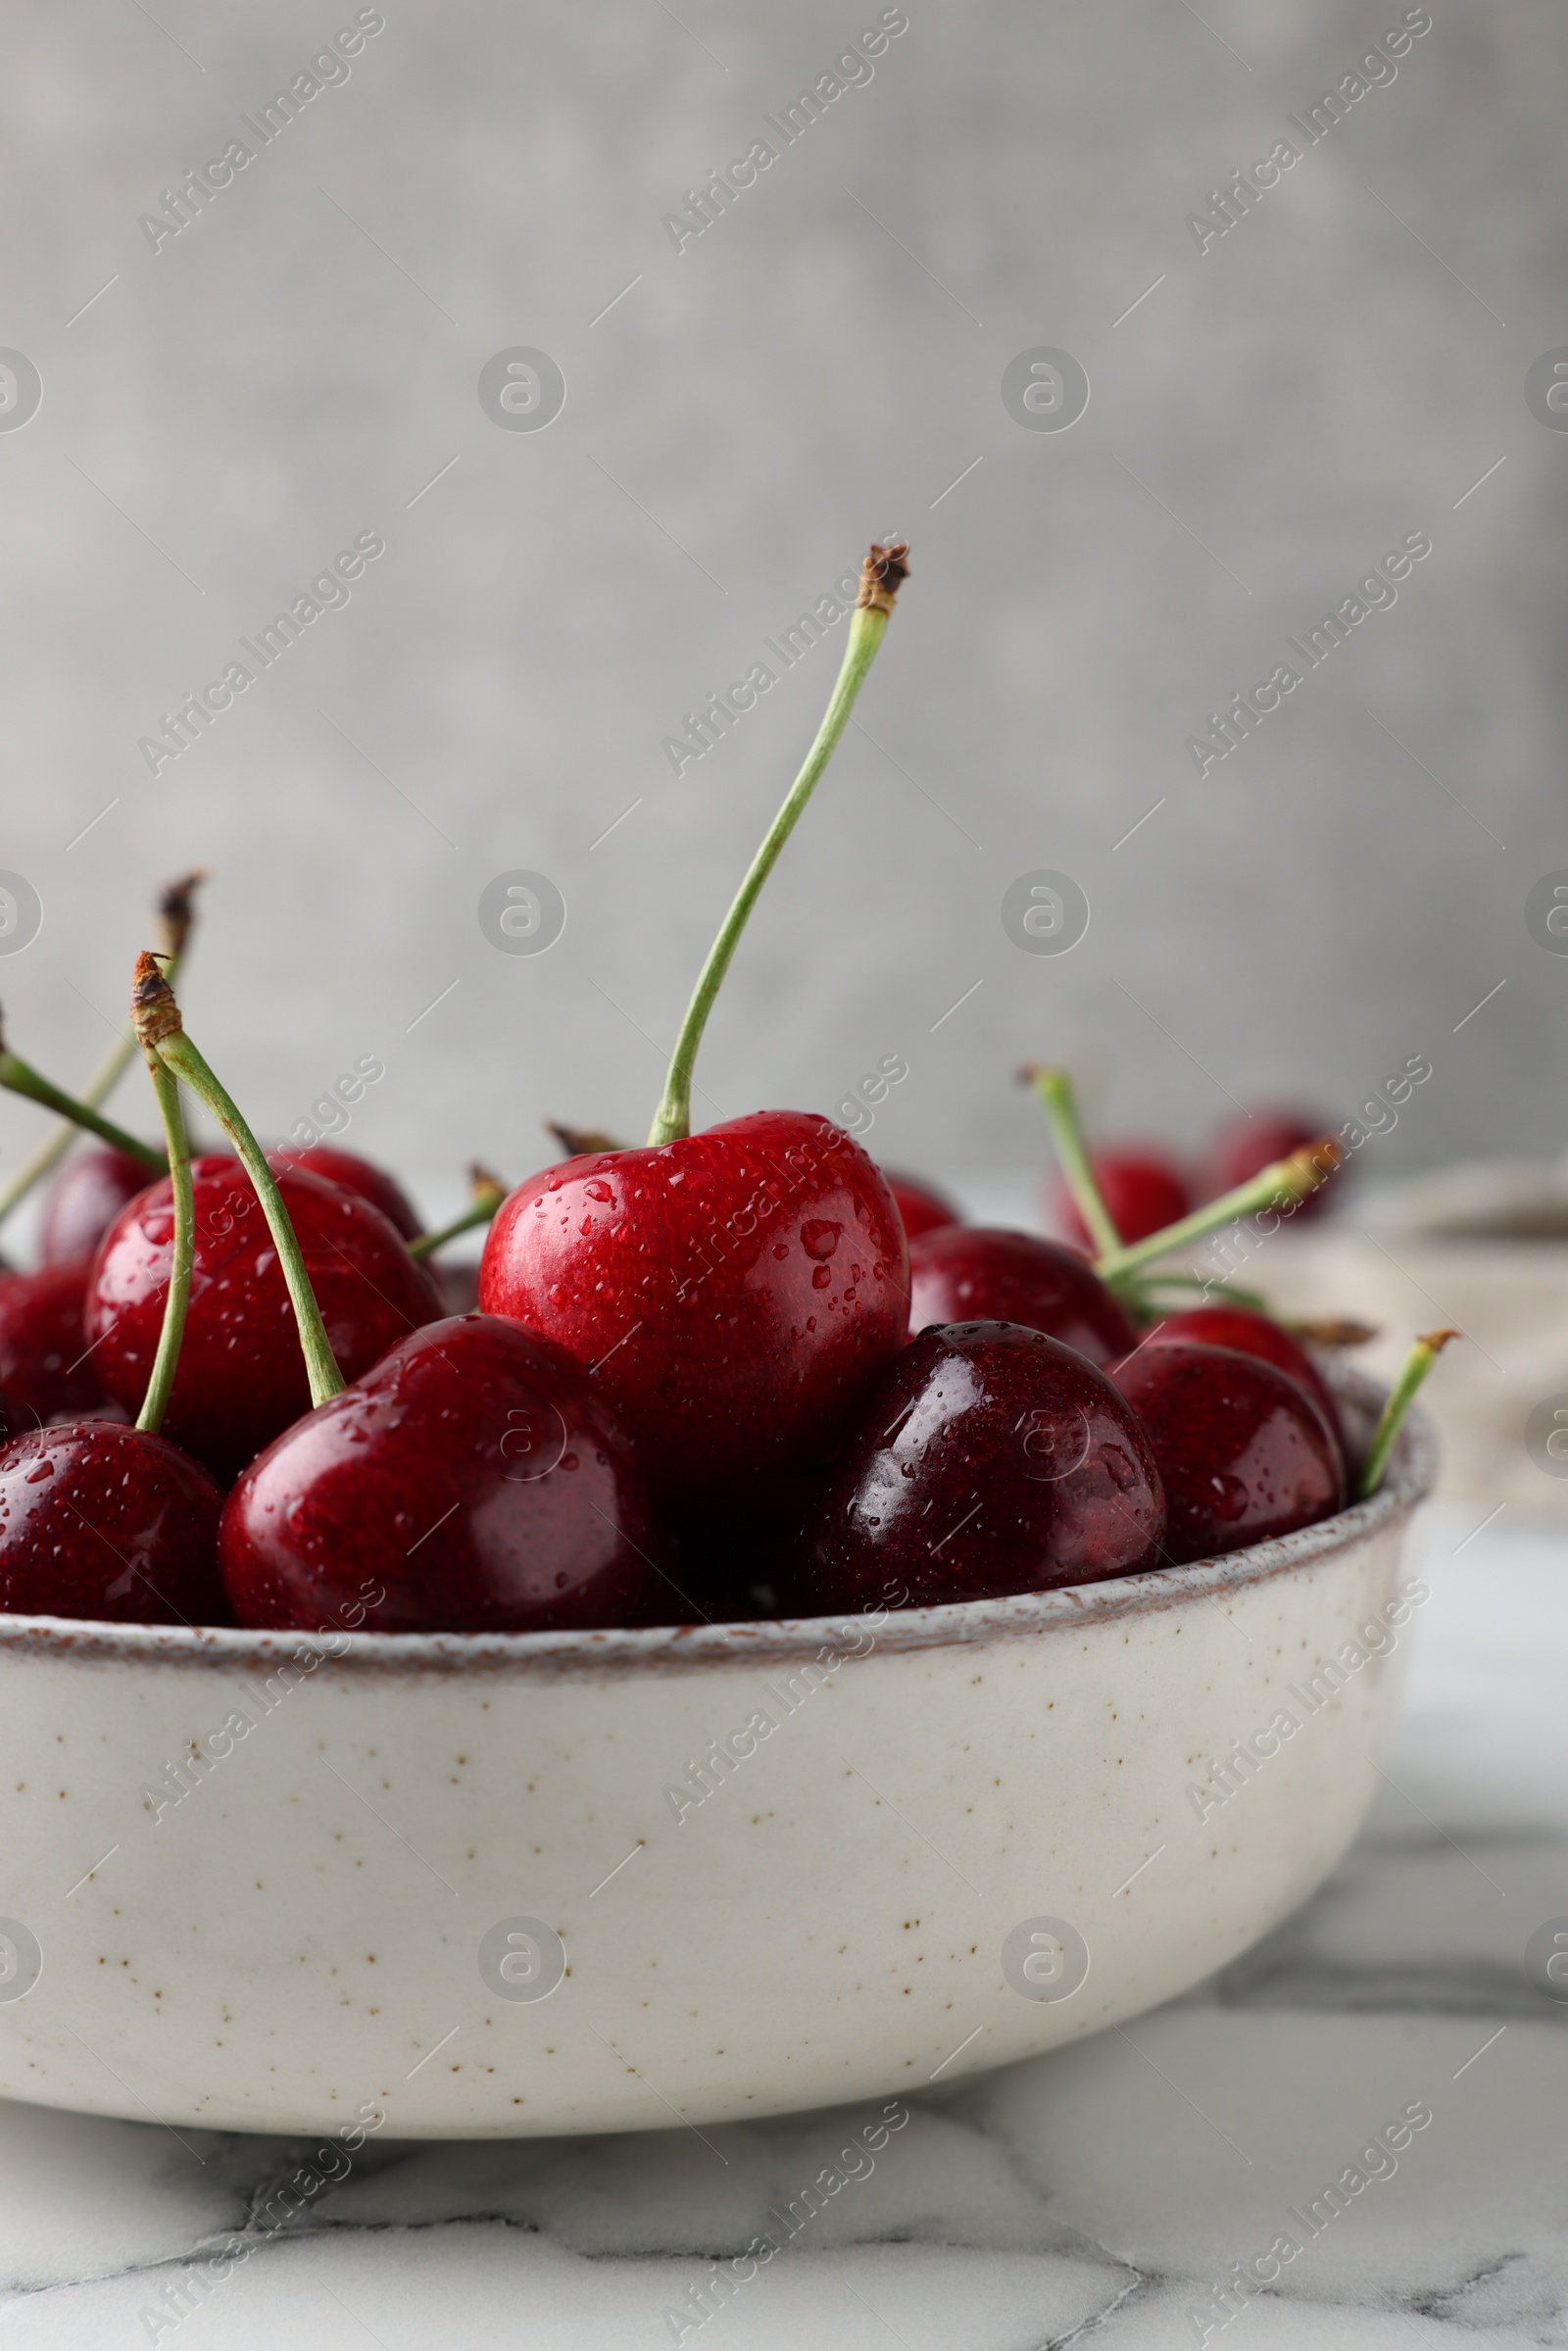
[{"left": 0, "top": 0, "right": 1561, "bottom": 1219}]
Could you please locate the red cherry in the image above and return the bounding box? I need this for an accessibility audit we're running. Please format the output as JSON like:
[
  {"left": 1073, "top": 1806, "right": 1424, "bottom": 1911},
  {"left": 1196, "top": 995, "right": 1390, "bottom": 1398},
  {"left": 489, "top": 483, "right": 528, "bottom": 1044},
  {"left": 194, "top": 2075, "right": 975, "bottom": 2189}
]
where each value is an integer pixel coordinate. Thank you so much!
[
  {"left": 38, "top": 1148, "right": 156, "bottom": 1266},
  {"left": 907, "top": 1226, "right": 1139, "bottom": 1366},
  {"left": 220, "top": 1314, "right": 654, "bottom": 1633},
  {"left": 794, "top": 1321, "right": 1166, "bottom": 1610},
  {"left": 1050, "top": 1147, "right": 1190, "bottom": 1251},
  {"left": 0, "top": 1422, "right": 224, "bottom": 1622},
  {"left": 885, "top": 1171, "right": 960, "bottom": 1242},
  {"left": 1206, "top": 1111, "right": 1334, "bottom": 1217},
  {"left": 1136, "top": 1303, "right": 1344, "bottom": 1461},
  {"left": 271, "top": 1145, "right": 422, "bottom": 1243},
  {"left": 86, "top": 1155, "right": 440, "bottom": 1480},
  {"left": 0, "top": 1263, "right": 110, "bottom": 1421},
  {"left": 479, "top": 1110, "right": 909, "bottom": 1495},
  {"left": 1110, "top": 1340, "right": 1346, "bottom": 1565}
]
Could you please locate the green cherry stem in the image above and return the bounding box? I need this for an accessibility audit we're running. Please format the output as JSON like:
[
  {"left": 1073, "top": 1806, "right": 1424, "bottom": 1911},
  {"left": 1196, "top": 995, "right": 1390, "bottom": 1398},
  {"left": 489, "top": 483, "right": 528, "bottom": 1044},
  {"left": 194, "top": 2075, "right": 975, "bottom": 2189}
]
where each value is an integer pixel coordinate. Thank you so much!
[
  {"left": 133, "top": 955, "right": 346, "bottom": 1409},
  {"left": 0, "top": 870, "right": 204, "bottom": 1226},
  {"left": 1355, "top": 1327, "right": 1458, "bottom": 1501},
  {"left": 647, "top": 540, "right": 910, "bottom": 1148},
  {"left": 1094, "top": 1137, "right": 1342, "bottom": 1287},
  {"left": 0, "top": 1029, "right": 165, "bottom": 1171},
  {"left": 133, "top": 1054, "right": 194, "bottom": 1439},
  {"left": 1125, "top": 1273, "right": 1273, "bottom": 1316},
  {"left": 1017, "top": 1063, "right": 1121, "bottom": 1255},
  {"left": 407, "top": 1165, "right": 508, "bottom": 1262}
]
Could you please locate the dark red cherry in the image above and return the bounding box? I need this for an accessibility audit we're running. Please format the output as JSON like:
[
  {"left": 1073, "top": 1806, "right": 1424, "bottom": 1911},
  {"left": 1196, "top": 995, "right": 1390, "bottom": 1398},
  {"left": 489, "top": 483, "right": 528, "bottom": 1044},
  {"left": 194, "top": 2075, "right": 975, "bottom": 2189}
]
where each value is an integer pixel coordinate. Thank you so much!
[
  {"left": 271, "top": 1144, "right": 422, "bottom": 1243},
  {"left": 907, "top": 1226, "right": 1138, "bottom": 1366},
  {"left": 220, "top": 1314, "right": 654, "bottom": 1633},
  {"left": 0, "top": 1263, "right": 110, "bottom": 1421},
  {"left": 1206, "top": 1110, "right": 1333, "bottom": 1217},
  {"left": 795, "top": 1320, "right": 1166, "bottom": 1611},
  {"left": 1137, "top": 1303, "right": 1344, "bottom": 1459},
  {"left": 0, "top": 1422, "right": 224, "bottom": 1622},
  {"left": 479, "top": 1110, "right": 909, "bottom": 1495},
  {"left": 1050, "top": 1147, "right": 1190, "bottom": 1251},
  {"left": 38, "top": 1148, "right": 156, "bottom": 1266},
  {"left": 885, "top": 1171, "right": 960, "bottom": 1242},
  {"left": 1110, "top": 1341, "right": 1345, "bottom": 1565},
  {"left": 86, "top": 1155, "right": 441, "bottom": 1481}
]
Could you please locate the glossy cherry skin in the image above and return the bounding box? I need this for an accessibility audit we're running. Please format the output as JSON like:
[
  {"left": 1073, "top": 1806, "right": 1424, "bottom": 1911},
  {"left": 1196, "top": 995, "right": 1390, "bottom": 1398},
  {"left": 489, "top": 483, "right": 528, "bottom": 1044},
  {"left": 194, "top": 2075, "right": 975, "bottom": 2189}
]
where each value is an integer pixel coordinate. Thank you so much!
[
  {"left": 1136, "top": 1303, "right": 1344, "bottom": 1461},
  {"left": 271, "top": 1145, "right": 423, "bottom": 1243},
  {"left": 1109, "top": 1341, "right": 1346, "bottom": 1566},
  {"left": 38, "top": 1148, "right": 156, "bottom": 1266},
  {"left": 793, "top": 1321, "right": 1167, "bottom": 1612},
  {"left": 1051, "top": 1148, "right": 1190, "bottom": 1252},
  {"left": 1205, "top": 1110, "right": 1332, "bottom": 1218},
  {"left": 0, "top": 1264, "right": 111, "bottom": 1421},
  {"left": 907, "top": 1226, "right": 1138, "bottom": 1367},
  {"left": 886, "top": 1171, "right": 960, "bottom": 1242},
  {"left": 87, "top": 1156, "right": 441, "bottom": 1481},
  {"left": 480, "top": 1111, "right": 909, "bottom": 1495},
  {"left": 0, "top": 1422, "right": 225, "bottom": 1622},
  {"left": 220, "top": 1315, "right": 654, "bottom": 1633}
]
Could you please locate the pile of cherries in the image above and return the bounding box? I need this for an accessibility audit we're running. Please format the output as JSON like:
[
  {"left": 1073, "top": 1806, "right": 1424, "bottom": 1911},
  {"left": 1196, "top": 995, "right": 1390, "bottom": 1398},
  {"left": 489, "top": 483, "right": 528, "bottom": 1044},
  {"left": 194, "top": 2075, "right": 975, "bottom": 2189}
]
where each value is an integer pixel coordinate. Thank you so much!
[
  {"left": 0, "top": 543, "right": 1391, "bottom": 1639},
  {"left": 0, "top": 1088, "right": 1360, "bottom": 1635}
]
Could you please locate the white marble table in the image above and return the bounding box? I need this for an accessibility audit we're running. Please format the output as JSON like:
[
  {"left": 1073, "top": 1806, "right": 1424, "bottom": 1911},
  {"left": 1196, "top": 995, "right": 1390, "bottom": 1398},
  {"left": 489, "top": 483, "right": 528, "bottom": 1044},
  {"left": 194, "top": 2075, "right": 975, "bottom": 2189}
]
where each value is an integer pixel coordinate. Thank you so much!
[{"left": 0, "top": 1498, "right": 1562, "bottom": 2351}]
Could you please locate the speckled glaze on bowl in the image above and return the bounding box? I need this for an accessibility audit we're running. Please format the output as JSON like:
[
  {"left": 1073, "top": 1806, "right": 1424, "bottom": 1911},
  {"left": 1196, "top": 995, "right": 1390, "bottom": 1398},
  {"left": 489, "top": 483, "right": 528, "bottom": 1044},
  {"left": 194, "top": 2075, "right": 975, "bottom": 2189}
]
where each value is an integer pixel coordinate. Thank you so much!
[{"left": 0, "top": 1371, "right": 1436, "bottom": 2137}]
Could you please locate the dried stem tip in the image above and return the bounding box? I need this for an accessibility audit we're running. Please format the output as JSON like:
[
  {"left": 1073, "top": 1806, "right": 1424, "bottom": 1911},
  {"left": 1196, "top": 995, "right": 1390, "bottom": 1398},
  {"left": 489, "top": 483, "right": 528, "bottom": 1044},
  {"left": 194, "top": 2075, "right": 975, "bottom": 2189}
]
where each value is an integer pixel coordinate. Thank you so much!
[
  {"left": 856, "top": 539, "right": 910, "bottom": 616},
  {"left": 1283, "top": 1135, "right": 1343, "bottom": 1195},
  {"left": 1292, "top": 1317, "right": 1380, "bottom": 1349},
  {"left": 546, "top": 1121, "right": 623, "bottom": 1160},
  {"left": 468, "top": 1161, "right": 508, "bottom": 1203},
  {"left": 156, "top": 869, "right": 208, "bottom": 961},
  {"left": 131, "top": 951, "right": 183, "bottom": 1053}
]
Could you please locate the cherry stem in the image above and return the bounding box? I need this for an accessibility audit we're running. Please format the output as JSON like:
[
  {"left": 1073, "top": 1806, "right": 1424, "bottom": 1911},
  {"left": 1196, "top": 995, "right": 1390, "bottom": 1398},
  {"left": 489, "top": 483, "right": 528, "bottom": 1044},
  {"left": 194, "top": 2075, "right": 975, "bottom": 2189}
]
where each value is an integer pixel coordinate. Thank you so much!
[
  {"left": 407, "top": 1166, "right": 507, "bottom": 1261},
  {"left": 1094, "top": 1138, "right": 1342, "bottom": 1285},
  {"left": 1355, "top": 1328, "right": 1458, "bottom": 1501},
  {"left": 0, "top": 872, "right": 204, "bottom": 1227},
  {"left": 157, "top": 1034, "right": 346, "bottom": 1405},
  {"left": 155, "top": 1033, "right": 345, "bottom": 1405},
  {"left": 133, "top": 1057, "right": 193, "bottom": 1439},
  {"left": 0, "top": 1047, "right": 165, "bottom": 1171},
  {"left": 1017, "top": 1064, "right": 1121, "bottom": 1254},
  {"left": 1127, "top": 1272, "right": 1272, "bottom": 1315},
  {"left": 134, "top": 960, "right": 346, "bottom": 1408},
  {"left": 646, "top": 541, "right": 909, "bottom": 1148}
]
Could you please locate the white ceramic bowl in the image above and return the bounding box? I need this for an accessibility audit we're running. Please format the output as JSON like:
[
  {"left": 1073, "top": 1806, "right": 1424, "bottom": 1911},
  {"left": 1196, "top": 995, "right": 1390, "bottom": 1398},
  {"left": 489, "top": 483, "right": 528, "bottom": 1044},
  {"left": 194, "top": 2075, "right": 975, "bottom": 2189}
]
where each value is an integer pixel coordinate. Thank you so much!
[{"left": 0, "top": 1370, "right": 1436, "bottom": 2139}]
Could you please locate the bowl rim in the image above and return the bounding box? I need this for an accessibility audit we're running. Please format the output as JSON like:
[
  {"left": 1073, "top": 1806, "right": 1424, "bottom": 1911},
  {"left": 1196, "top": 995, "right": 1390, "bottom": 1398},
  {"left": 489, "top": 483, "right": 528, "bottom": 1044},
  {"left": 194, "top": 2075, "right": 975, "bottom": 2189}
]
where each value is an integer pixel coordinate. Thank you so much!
[{"left": 0, "top": 1368, "right": 1439, "bottom": 1678}]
